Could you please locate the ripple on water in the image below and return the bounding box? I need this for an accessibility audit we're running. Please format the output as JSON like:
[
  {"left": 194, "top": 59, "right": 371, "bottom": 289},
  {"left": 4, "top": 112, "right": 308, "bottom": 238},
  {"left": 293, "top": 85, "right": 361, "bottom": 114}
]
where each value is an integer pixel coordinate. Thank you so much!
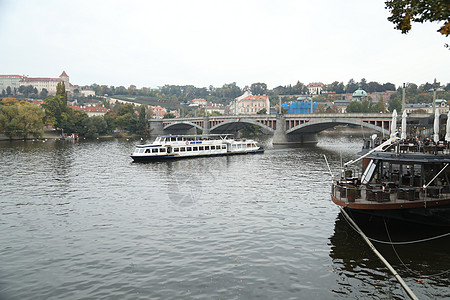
[{"left": 0, "top": 138, "right": 449, "bottom": 299}]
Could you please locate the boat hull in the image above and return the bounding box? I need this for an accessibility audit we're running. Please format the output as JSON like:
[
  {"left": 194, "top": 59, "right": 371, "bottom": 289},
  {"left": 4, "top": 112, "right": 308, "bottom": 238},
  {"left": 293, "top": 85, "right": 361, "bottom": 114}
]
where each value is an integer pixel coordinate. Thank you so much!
[
  {"left": 131, "top": 149, "right": 264, "bottom": 162},
  {"left": 332, "top": 195, "right": 450, "bottom": 227}
]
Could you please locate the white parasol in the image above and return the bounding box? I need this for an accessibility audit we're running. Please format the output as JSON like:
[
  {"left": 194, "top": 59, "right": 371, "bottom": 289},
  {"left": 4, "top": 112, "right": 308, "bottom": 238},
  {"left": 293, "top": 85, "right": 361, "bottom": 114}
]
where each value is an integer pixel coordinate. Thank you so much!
[
  {"left": 390, "top": 109, "right": 397, "bottom": 138},
  {"left": 433, "top": 108, "right": 440, "bottom": 142},
  {"left": 401, "top": 110, "right": 407, "bottom": 140},
  {"left": 446, "top": 110, "right": 450, "bottom": 142}
]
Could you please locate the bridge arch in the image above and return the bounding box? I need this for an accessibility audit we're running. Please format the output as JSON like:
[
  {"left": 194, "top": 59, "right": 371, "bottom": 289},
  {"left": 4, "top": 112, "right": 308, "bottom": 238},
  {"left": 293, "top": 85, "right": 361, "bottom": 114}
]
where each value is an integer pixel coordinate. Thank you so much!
[
  {"left": 286, "top": 118, "right": 389, "bottom": 135},
  {"left": 210, "top": 119, "right": 275, "bottom": 134},
  {"left": 164, "top": 121, "right": 203, "bottom": 131}
]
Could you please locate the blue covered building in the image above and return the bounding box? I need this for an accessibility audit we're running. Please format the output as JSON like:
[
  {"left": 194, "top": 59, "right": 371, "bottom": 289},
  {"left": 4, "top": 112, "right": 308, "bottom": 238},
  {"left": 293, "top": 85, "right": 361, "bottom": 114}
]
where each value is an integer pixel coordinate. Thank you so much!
[{"left": 282, "top": 101, "right": 317, "bottom": 114}]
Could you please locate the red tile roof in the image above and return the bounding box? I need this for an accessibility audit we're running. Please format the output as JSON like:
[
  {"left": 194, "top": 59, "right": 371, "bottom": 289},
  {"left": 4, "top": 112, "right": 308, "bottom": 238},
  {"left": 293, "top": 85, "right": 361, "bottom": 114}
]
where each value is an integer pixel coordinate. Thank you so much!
[
  {"left": 22, "top": 77, "right": 62, "bottom": 82},
  {"left": 60, "top": 71, "right": 69, "bottom": 77},
  {"left": 307, "top": 82, "right": 324, "bottom": 87},
  {"left": 70, "top": 106, "right": 110, "bottom": 113},
  {"left": 243, "top": 95, "right": 267, "bottom": 101},
  {"left": 0, "top": 75, "right": 23, "bottom": 78}
]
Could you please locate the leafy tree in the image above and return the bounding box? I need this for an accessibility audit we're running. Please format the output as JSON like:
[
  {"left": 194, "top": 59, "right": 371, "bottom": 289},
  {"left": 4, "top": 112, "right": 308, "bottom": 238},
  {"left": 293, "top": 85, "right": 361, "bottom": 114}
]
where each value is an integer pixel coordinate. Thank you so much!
[
  {"left": 40, "top": 88, "right": 48, "bottom": 99},
  {"left": 0, "top": 102, "right": 44, "bottom": 139},
  {"left": 385, "top": 0, "right": 450, "bottom": 35},
  {"left": 383, "top": 82, "right": 396, "bottom": 91},
  {"left": 360, "top": 78, "right": 368, "bottom": 91},
  {"left": 257, "top": 108, "right": 267, "bottom": 114},
  {"left": 42, "top": 82, "right": 69, "bottom": 130},
  {"left": 116, "top": 112, "right": 137, "bottom": 132},
  {"left": 6, "top": 86, "right": 11, "bottom": 96},
  {"left": 250, "top": 83, "right": 267, "bottom": 95},
  {"left": 346, "top": 101, "right": 362, "bottom": 113},
  {"left": 346, "top": 79, "right": 358, "bottom": 93},
  {"left": 375, "top": 97, "right": 387, "bottom": 112},
  {"left": 81, "top": 116, "right": 107, "bottom": 138},
  {"left": 116, "top": 103, "right": 135, "bottom": 116},
  {"left": 136, "top": 105, "right": 148, "bottom": 134},
  {"left": 388, "top": 97, "right": 402, "bottom": 112},
  {"left": 163, "top": 113, "right": 176, "bottom": 119},
  {"left": 1, "top": 97, "right": 19, "bottom": 106}
]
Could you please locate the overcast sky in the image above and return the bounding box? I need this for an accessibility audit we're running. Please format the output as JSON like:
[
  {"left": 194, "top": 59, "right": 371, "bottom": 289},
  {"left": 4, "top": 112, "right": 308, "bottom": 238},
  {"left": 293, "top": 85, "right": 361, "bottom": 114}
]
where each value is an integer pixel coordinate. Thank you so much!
[{"left": 1, "top": 0, "right": 449, "bottom": 89}]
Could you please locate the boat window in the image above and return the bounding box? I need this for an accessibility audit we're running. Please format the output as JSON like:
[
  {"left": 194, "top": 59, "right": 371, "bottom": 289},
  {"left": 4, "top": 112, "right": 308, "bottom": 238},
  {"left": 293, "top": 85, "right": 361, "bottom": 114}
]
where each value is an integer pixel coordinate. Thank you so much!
[
  {"left": 160, "top": 148, "right": 166, "bottom": 153},
  {"left": 174, "top": 148, "right": 179, "bottom": 152},
  {"left": 139, "top": 149, "right": 145, "bottom": 153},
  {"left": 145, "top": 149, "right": 151, "bottom": 153},
  {"left": 247, "top": 144, "right": 251, "bottom": 148},
  {"left": 211, "top": 146, "right": 215, "bottom": 150},
  {"left": 187, "top": 147, "right": 192, "bottom": 152},
  {"left": 152, "top": 148, "right": 158, "bottom": 153},
  {"left": 199, "top": 146, "right": 204, "bottom": 150},
  {"left": 193, "top": 146, "right": 198, "bottom": 151},
  {"left": 205, "top": 146, "right": 210, "bottom": 150},
  {"left": 222, "top": 145, "right": 226, "bottom": 149}
]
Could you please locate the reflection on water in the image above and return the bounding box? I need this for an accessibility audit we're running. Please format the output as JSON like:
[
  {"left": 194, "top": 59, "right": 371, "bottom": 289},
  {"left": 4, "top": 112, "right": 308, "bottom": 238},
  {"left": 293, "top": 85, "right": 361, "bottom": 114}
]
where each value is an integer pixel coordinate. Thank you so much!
[{"left": 329, "top": 212, "right": 450, "bottom": 299}]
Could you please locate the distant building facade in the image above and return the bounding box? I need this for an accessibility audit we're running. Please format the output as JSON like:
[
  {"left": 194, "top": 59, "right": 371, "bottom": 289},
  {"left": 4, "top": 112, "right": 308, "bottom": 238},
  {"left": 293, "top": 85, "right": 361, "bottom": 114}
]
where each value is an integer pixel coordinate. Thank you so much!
[
  {"left": 0, "top": 75, "right": 23, "bottom": 93},
  {"left": 205, "top": 103, "right": 225, "bottom": 115},
  {"left": 307, "top": 82, "right": 324, "bottom": 95},
  {"left": 20, "top": 71, "right": 72, "bottom": 95},
  {"left": 0, "top": 71, "right": 72, "bottom": 95},
  {"left": 232, "top": 91, "right": 270, "bottom": 115},
  {"left": 71, "top": 105, "right": 110, "bottom": 117}
]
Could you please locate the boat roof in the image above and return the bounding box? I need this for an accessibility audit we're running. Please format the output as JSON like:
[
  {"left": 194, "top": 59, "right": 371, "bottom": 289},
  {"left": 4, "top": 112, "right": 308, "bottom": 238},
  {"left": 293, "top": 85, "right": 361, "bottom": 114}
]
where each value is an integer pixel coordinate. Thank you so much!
[
  {"left": 366, "top": 151, "right": 450, "bottom": 164},
  {"left": 156, "top": 134, "right": 233, "bottom": 138}
]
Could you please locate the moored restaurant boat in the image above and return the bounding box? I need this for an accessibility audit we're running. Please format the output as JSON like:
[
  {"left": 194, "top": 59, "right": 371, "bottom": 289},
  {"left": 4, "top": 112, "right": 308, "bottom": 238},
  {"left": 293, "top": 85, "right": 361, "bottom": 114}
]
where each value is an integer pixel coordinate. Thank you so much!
[
  {"left": 131, "top": 134, "right": 264, "bottom": 162},
  {"left": 330, "top": 109, "right": 450, "bottom": 226}
]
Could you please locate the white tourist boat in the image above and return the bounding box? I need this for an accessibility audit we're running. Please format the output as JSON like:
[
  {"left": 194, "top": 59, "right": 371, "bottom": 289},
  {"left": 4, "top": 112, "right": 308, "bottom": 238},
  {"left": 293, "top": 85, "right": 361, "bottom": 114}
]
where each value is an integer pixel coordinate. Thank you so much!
[{"left": 131, "top": 134, "right": 264, "bottom": 162}]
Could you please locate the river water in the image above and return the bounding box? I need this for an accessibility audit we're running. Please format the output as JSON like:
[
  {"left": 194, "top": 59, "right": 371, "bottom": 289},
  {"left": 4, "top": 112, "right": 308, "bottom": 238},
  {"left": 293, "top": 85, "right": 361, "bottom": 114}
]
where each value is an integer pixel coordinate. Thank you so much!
[{"left": 1, "top": 133, "right": 449, "bottom": 299}]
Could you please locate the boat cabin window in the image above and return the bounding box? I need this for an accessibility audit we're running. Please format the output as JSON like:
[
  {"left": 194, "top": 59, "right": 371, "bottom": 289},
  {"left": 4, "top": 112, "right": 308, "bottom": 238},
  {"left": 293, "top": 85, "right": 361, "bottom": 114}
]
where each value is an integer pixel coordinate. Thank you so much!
[
  {"left": 139, "top": 149, "right": 145, "bottom": 154},
  {"left": 193, "top": 146, "right": 198, "bottom": 151},
  {"left": 145, "top": 149, "right": 151, "bottom": 153},
  {"left": 180, "top": 147, "right": 186, "bottom": 152},
  {"left": 199, "top": 146, "right": 204, "bottom": 151},
  {"left": 160, "top": 148, "right": 166, "bottom": 153},
  {"left": 173, "top": 147, "right": 179, "bottom": 152},
  {"left": 222, "top": 145, "right": 226, "bottom": 149},
  {"left": 211, "top": 146, "right": 215, "bottom": 150},
  {"left": 152, "top": 148, "right": 158, "bottom": 153},
  {"left": 187, "top": 147, "right": 192, "bottom": 152}
]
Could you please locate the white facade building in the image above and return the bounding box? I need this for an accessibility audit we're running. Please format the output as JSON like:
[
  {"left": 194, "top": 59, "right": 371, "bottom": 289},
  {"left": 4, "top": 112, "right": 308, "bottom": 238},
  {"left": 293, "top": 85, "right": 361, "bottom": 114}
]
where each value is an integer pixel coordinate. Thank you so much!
[
  {"left": 0, "top": 75, "right": 23, "bottom": 94},
  {"left": 20, "top": 71, "right": 72, "bottom": 95},
  {"left": 232, "top": 92, "right": 270, "bottom": 115}
]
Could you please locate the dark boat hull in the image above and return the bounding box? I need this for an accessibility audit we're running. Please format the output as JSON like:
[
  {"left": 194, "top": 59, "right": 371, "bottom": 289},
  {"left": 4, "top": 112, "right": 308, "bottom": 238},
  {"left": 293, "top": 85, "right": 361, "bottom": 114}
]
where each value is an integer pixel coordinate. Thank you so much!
[
  {"left": 342, "top": 203, "right": 450, "bottom": 227},
  {"left": 131, "top": 149, "right": 264, "bottom": 162}
]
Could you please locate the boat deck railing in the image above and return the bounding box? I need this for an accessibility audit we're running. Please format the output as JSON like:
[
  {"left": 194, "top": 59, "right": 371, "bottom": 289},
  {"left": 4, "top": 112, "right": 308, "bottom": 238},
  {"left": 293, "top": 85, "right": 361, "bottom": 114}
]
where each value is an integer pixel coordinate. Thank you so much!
[
  {"left": 363, "top": 140, "right": 449, "bottom": 155},
  {"left": 332, "top": 178, "right": 449, "bottom": 205}
]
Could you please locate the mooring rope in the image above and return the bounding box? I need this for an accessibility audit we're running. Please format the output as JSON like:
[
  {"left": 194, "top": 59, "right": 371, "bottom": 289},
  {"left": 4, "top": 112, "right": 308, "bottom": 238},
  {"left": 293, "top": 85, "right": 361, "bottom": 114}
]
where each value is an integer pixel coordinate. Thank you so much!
[
  {"left": 339, "top": 207, "right": 419, "bottom": 300},
  {"left": 343, "top": 209, "right": 450, "bottom": 245},
  {"left": 339, "top": 209, "right": 450, "bottom": 278},
  {"left": 384, "top": 219, "right": 450, "bottom": 278}
]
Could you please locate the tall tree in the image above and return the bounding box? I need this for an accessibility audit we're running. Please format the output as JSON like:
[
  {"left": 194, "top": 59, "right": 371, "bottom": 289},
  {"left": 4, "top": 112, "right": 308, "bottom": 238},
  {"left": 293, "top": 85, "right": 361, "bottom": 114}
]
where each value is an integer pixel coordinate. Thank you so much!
[
  {"left": 0, "top": 102, "right": 44, "bottom": 139},
  {"left": 250, "top": 83, "right": 267, "bottom": 95},
  {"left": 43, "top": 82, "right": 69, "bottom": 130}
]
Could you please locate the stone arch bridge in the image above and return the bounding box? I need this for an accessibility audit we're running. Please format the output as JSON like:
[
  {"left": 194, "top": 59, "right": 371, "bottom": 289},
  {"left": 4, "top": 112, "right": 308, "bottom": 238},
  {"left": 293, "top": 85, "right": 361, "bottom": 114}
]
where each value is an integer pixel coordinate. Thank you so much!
[{"left": 149, "top": 113, "right": 396, "bottom": 145}]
